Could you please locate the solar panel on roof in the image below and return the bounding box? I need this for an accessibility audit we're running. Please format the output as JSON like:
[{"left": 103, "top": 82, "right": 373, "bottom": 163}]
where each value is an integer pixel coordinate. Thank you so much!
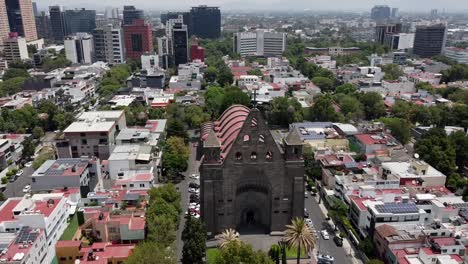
[{"left": 375, "top": 203, "right": 419, "bottom": 214}]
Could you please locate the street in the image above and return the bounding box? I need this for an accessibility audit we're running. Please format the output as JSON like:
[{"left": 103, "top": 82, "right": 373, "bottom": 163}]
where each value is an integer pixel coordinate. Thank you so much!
[
  {"left": 175, "top": 142, "right": 200, "bottom": 262},
  {"left": 3, "top": 166, "right": 33, "bottom": 198},
  {"left": 305, "top": 194, "right": 353, "bottom": 264}
]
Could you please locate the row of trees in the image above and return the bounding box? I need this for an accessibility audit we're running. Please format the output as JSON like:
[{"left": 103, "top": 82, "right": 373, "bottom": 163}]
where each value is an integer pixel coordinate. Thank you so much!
[{"left": 126, "top": 184, "right": 181, "bottom": 264}]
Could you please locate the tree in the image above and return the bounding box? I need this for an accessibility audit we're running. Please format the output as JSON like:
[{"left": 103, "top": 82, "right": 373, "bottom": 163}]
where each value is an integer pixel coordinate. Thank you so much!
[
  {"left": 0, "top": 77, "right": 27, "bottom": 96},
  {"left": 147, "top": 215, "right": 177, "bottom": 248},
  {"left": 308, "top": 94, "right": 343, "bottom": 122},
  {"left": 184, "top": 105, "right": 210, "bottom": 128},
  {"left": 247, "top": 68, "right": 263, "bottom": 77},
  {"left": 267, "top": 97, "right": 303, "bottom": 127},
  {"left": 126, "top": 242, "right": 176, "bottom": 264},
  {"left": 382, "top": 64, "right": 404, "bottom": 81},
  {"left": 414, "top": 128, "right": 457, "bottom": 176},
  {"left": 380, "top": 118, "right": 411, "bottom": 144},
  {"left": 3, "top": 68, "right": 29, "bottom": 81},
  {"left": 284, "top": 218, "right": 316, "bottom": 264},
  {"left": 311, "top": 76, "right": 334, "bottom": 92},
  {"left": 220, "top": 87, "right": 251, "bottom": 112},
  {"left": 217, "top": 66, "right": 234, "bottom": 87},
  {"left": 42, "top": 55, "right": 72, "bottom": 72},
  {"left": 166, "top": 119, "right": 188, "bottom": 140},
  {"left": 268, "top": 245, "right": 281, "bottom": 264},
  {"left": 358, "top": 92, "right": 386, "bottom": 120},
  {"left": 21, "top": 138, "right": 35, "bottom": 160},
  {"left": 335, "top": 83, "right": 357, "bottom": 95},
  {"left": 204, "top": 66, "right": 218, "bottom": 83},
  {"left": 204, "top": 86, "right": 225, "bottom": 117},
  {"left": 359, "top": 238, "right": 376, "bottom": 258},
  {"left": 336, "top": 95, "right": 364, "bottom": 121},
  {"left": 218, "top": 228, "right": 240, "bottom": 249},
  {"left": 148, "top": 108, "right": 165, "bottom": 119},
  {"left": 449, "top": 131, "right": 468, "bottom": 171},
  {"left": 368, "top": 259, "right": 384, "bottom": 264},
  {"left": 182, "top": 217, "right": 206, "bottom": 264},
  {"left": 214, "top": 241, "right": 273, "bottom": 264},
  {"left": 32, "top": 126, "right": 44, "bottom": 139}
]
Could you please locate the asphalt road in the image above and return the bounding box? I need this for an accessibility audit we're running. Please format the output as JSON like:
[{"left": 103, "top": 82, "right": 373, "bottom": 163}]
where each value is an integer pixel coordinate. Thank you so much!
[
  {"left": 3, "top": 166, "right": 34, "bottom": 198},
  {"left": 305, "top": 195, "right": 352, "bottom": 264},
  {"left": 175, "top": 142, "right": 200, "bottom": 262}
]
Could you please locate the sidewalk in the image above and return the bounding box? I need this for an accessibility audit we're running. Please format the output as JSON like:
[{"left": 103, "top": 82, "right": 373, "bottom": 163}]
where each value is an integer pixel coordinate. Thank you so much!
[{"left": 313, "top": 195, "right": 363, "bottom": 264}]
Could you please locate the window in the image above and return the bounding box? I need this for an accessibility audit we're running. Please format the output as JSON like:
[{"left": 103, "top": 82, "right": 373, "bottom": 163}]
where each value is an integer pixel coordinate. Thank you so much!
[
  {"left": 140, "top": 184, "right": 145, "bottom": 187},
  {"left": 282, "top": 211, "right": 288, "bottom": 213},
  {"left": 131, "top": 34, "right": 143, "bottom": 51},
  {"left": 81, "top": 139, "right": 87, "bottom": 145},
  {"left": 266, "top": 151, "right": 273, "bottom": 161},
  {"left": 251, "top": 118, "right": 258, "bottom": 127},
  {"left": 235, "top": 152, "right": 242, "bottom": 160},
  {"left": 80, "top": 133, "right": 86, "bottom": 137},
  {"left": 274, "top": 210, "right": 279, "bottom": 213},
  {"left": 32, "top": 178, "right": 36, "bottom": 183},
  {"left": 274, "top": 197, "right": 279, "bottom": 200},
  {"left": 129, "top": 184, "right": 134, "bottom": 187},
  {"left": 250, "top": 152, "right": 257, "bottom": 160},
  {"left": 259, "top": 134, "right": 265, "bottom": 143},
  {"left": 243, "top": 135, "right": 250, "bottom": 142}
]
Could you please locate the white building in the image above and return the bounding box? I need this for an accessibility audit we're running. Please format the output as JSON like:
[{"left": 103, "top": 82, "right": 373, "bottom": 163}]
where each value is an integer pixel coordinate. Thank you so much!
[
  {"left": 64, "top": 33, "right": 94, "bottom": 64},
  {"left": 3, "top": 33, "right": 29, "bottom": 62},
  {"left": 0, "top": 228, "right": 47, "bottom": 264},
  {"left": 234, "top": 29, "right": 287, "bottom": 57},
  {"left": 93, "top": 23, "right": 125, "bottom": 64},
  {"left": 444, "top": 47, "right": 468, "bottom": 64},
  {"left": 238, "top": 75, "right": 260, "bottom": 86},
  {"left": 141, "top": 53, "right": 159, "bottom": 70},
  {"left": 381, "top": 160, "right": 447, "bottom": 187},
  {"left": 107, "top": 145, "right": 153, "bottom": 179}
]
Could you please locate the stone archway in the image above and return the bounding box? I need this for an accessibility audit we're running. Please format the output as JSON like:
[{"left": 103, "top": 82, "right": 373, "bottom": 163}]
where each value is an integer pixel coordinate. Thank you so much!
[{"left": 235, "top": 183, "right": 271, "bottom": 234}]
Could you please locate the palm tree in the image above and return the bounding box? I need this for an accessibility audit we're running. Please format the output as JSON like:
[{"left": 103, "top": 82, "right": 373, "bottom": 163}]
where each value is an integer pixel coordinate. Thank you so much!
[
  {"left": 284, "top": 217, "right": 316, "bottom": 264},
  {"left": 218, "top": 228, "right": 240, "bottom": 249}
]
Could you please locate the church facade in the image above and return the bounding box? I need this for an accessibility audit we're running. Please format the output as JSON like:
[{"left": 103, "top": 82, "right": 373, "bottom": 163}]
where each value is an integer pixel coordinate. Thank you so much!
[{"left": 199, "top": 105, "right": 305, "bottom": 235}]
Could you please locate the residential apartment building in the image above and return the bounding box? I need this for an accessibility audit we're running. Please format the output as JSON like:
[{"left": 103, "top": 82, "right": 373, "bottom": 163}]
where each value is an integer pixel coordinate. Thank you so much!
[
  {"left": 56, "top": 241, "right": 135, "bottom": 264},
  {"left": 3, "top": 32, "right": 29, "bottom": 62},
  {"left": 60, "top": 111, "right": 126, "bottom": 160},
  {"left": 93, "top": 23, "right": 125, "bottom": 64},
  {"left": 234, "top": 29, "right": 287, "bottom": 57},
  {"left": 64, "top": 33, "right": 94, "bottom": 64},
  {"left": 107, "top": 145, "right": 153, "bottom": 179},
  {"left": 31, "top": 158, "right": 101, "bottom": 197},
  {"left": 0, "top": 227, "right": 48, "bottom": 264}
]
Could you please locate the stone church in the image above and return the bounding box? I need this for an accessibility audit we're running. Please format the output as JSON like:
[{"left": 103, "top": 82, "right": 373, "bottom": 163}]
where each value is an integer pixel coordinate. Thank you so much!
[{"left": 199, "top": 105, "right": 305, "bottom": 235}]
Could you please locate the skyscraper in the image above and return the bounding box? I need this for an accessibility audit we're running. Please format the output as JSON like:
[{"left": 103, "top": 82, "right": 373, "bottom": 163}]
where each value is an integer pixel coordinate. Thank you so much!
[
  {"left": 413, "top": 24, "right": 447, "bottom": 58},
  {"left": 0, "top": 1, "right": 11, "bottom": 46},
  {"left": 32, "top": 1, "right": 37, "bottom": 16},
  {"left": 172, "top": 22, "right": 188, "bottom": 66},
  {"left": 189, "top": 6, "right": 220, "bottom": 39},
  {"left": 93, "top": 22, "right": 125, "bottom": 64},
  {"left": 35, "top": 11, "right": 52, "bottom": 40},
  {"left": 5, "top": 0, "right": 38, "bottom": 41},
  {"left": 123, "top": 19, "right": 153, "bottom": 60},
  {"left": 64, "top": 8, "right": 96, "bottom": 35},
  {"left": 371, "top": 5, "right": 391, "bottom": 21},
  {"left": 391, "top": 8, "right": 398, "bottom": 18},
  {"left": 64, "top": 33, "right": 94, "bottom": 64},
  {"left": 375, "top": 23, "right": 402, "bottom": 45},
  {"left": 123, "top": 6, "right": 143, "bottom": 26},
  {"left": 49, "top": 5, "right": 66, "bottom": 42}
]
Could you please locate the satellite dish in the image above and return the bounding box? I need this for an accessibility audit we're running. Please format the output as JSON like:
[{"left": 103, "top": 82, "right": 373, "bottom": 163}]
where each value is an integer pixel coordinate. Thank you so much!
[{"left": 414, "top": 153, "right": 420, "bottom": 159}]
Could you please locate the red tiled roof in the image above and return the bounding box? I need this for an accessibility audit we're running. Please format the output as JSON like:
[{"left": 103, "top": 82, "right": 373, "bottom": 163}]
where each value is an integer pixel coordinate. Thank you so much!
[
  {"left": 34, "top": 198, "right": 62, "bottom": 217},
  {"left": 433, "top": 237, "right": 457, "bottom": 246},
  {"left": 349, "top": 195, "right": 372, "bottom": 211}
]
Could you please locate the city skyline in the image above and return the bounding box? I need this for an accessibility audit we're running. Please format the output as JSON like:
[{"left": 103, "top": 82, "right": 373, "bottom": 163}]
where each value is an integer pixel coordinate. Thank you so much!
[{"left": 35, "top": 0, "right": 468, "bottom": 12}]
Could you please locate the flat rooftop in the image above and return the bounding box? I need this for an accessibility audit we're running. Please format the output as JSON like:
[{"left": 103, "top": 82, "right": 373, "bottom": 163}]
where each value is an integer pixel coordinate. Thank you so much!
[
  {"left": 64, "top": 120, "right": 115, "bottom": 133},
  {"left": 32, "top": 159, "right": 89, "bottom": 177},
  {"left": 77, "top": 110, "right": 124, "bottom": 121}
]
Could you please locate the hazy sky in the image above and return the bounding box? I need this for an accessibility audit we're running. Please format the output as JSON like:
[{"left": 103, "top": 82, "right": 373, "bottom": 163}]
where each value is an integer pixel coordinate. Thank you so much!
[{"left": 36, "top": 0, "right": 468, "bottom": 12}]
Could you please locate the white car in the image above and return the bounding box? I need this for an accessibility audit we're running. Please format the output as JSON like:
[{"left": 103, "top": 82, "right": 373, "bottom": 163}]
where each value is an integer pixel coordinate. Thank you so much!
[
  {"left": 189, "top": 188, "right": 199, "bottom": 194},
  {"left": 22, "top": 185, "right": 31, "bottom": 193},
  {"left": 190, "top": 174, "right": 199, "bottom": 180},
  {"left": 16, "top": 170, "right": 24, "bottom": 177},
  {"left": 318, "top": 254, "right": 334, "bottom": 263},
  {"left": 305, "top": 218, "right": 313, "bottom": 226},
  {"left": 24, "top": 162, "right": 33, "bottom": 168},
  {"left": 321, "top": 230, "right": 330, "bottom": 240},
  {"left": 304, "top": 191, "right": 308, "bottom": 198}
]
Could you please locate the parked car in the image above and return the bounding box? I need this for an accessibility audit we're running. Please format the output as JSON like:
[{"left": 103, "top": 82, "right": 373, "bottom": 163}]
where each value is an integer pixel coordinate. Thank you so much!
[
  {"left": 304, "top": 208, "right": 309, "bottom": 218},
  {"left": 333, "top": 236, "right": 343, "bottom": 247},
  {"left": 189, "top": 188, "right": 199, "bottom": 194},
  {"left": 305, "top": 218, "right": 313, "bottom": 226},
  {"left": 16, "top": 170, "right": 24, "bottom": 177},
  {"left": 317, "top": 254, "right": 334, "bottom": 263},
  {"left": 189, "top": 182, "right": 200, "bottom": 189},
  {"left": 22, "top": 185, "right": 31, "bottom": 193},
  {"left": 190, "top": 174, "right": 199, "bottom": 180},
  {"left": 304, "top": 191, "right": 308, "bottom": 198},
  {"left": 321, "top": 230, "right": 330, "bottom": 240},
  {"left": 9, "top": 175, "right": 18, "bottom": 183},
  {"left": 24, "top": 161, "right": 33, "bottom": 167}
]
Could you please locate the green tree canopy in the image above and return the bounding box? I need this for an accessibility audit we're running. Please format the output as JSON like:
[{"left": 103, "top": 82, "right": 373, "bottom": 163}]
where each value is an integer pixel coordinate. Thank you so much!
[
  {"left": 358, "top": 92, "right": 386, "bottom": 120},
  {"left": 380, "top": 117, "right": 411, "bottom": 145},
  {"left": 267, "top": 97, "right": 303, "bottom": 127},
  {"left": 308, "top": 94, "right": 343, "bottom": 122},
  {"left": 204, "top": 66, "right": 218, "bottom": 83},
  {"left": 126, "top": 242, "right": 176, "bottom": 264},
  {"left": 382, "top": 64, "right": 404, "bottom": 81},
  {"left": 220, "top": 87, "right": 251, "bottom": 112},
  {"left": 335, "top": 83, "right": 357, "bottom": 95},
  {"left": 214, "top": 241, "right": 273, "bottom": 264},
  {"left": 182, "top": 217, "right": 206, "bottom": 264},
  {"left": 0, "top": 77, "right": 27, "bottom": 96},
  {"left": 3, "top": 68, "right": 29, "bottom": 81},
  {"left": 311, "top": 76, "right": 335, "bottom": 92},
  {"left": 246, "top": 68, "right": 263, "bottom": 77}
]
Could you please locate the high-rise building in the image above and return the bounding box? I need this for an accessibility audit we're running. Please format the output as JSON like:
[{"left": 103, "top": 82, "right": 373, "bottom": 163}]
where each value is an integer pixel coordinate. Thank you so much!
[
  {"left": 375, "top": 23, "right": 402, "bottom": 44},
  {"left": 32, "top": 1, "right": 37, "bottom": 16},
  {"left": 413, "top": 24, "right": 447, "bottom": 58},
  {"left": 3, "top": 32, "right": 29, "bottom": 62},
  {"left": 157, "top": 36, "right": 170, "bottom": 55},
  {"left": 35, "top": 11, "right": 52, "bottom": 40},
  {"left": 161, "top": 11, "right": 189, "bottom": 27},
  {"left": 123, "top": 19, "right": 153, "bottom": 60},
  {"left": 430, "top": 9, "right": 438, "bottom": 17},
  {"left": 104, "top": 7, "right": 119, "bottom": 19},
  {"left": 383, "top": 33, "right": 414, "bottom": 51},
  {"left": 122, "top": 5, "right": 143, "bottom": 26},
  {"left": 93, "top": 23, "right": 125, "bottom": 64},
  {"left": 49, "top": 5, "right": 66, "bottom": 42},
  {"left": 391, "top": 8, "right": 398, "bottom": 18},
  {"left": 189, "top": 6, "right": 220, "bottom": 39},
  {"left": 64, "top": 8, "right": 96, "bottom": 35},
  {"left": 0, "top": 1, "right": 11, "bottom": 46},
  {"left": 172, "top": 22, "right": 188, "bottom": 66},
  {"left": 64, "top": 33, "right": 94, "bottom": 64},
  {"left": 5, "top": 0, "right": 38, "bottom": 41},
  {"left": 371, "top": 5, "right": 391, "bottom": 21},
  {"left": 234, "top": 29, "right": 287, "bottom": 57}
]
